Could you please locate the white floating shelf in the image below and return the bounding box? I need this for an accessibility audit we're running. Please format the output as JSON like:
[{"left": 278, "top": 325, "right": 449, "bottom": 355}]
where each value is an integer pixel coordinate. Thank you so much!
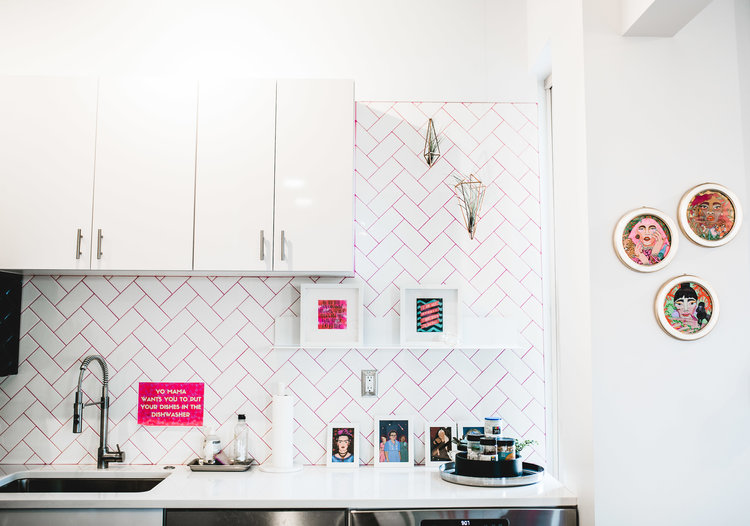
[
  {"left": 270, "top": 346, "right": 518, "bottom": 351},
  {"left": 273, "top": 314, "right": 525, "bottom": 350}
]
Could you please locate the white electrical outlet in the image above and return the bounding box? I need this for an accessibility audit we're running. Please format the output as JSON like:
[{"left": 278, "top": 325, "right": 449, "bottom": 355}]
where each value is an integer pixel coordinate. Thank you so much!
[{"left": 361, "top": 369, "right": 377, "bottom": 397}]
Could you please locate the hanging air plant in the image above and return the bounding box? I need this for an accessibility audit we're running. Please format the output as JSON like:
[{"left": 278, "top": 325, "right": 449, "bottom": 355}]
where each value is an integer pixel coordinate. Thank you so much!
[
  {"left": 423, "top": 118, "right": 441, "bottom": 167},
  {"left": 454, "top": 174, "right": 487, "bottom": 240}
]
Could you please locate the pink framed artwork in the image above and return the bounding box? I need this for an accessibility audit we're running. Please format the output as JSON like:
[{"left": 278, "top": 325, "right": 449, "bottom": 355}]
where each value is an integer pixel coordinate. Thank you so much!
[
  {"left": 299, "top": 283, "right": 363, "bottom": 347},
  {"left": 613, "top": 207, "right": 679, "bottom": 272}
]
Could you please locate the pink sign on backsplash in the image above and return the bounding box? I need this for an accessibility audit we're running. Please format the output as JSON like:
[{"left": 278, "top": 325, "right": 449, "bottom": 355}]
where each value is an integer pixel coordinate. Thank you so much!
[{"left": 137, "top": 382, "right": 204, "bottom": 426}]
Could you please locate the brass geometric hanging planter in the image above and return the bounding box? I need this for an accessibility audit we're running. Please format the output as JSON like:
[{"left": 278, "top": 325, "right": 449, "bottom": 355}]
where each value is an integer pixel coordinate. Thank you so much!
[
  {"left": 423, "top": 118, "right": 441, "bottom": 167},
  {"left": 454, "top": 174, "right": 487, "bottom": 240}
]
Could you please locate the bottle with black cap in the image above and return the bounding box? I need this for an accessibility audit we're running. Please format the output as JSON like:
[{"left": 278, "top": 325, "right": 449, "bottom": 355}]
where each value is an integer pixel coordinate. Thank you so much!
[{"left": 233, "top": 414, "right": 249, "bottom": 463}]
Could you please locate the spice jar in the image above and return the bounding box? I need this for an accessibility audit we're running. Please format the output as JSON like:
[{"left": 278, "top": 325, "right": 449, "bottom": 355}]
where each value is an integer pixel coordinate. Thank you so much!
[
  {"left": 484, "top": 417, "right": 502, "bottom": 438},
  {"left": 497, "top": 437, "right": 516, "bottom": 460},
  {"left": 466, "top": 434, "right": 482, "bottom": 460},
  {"left": 479, "top": 437, "right": 498, "bottom": 461}
]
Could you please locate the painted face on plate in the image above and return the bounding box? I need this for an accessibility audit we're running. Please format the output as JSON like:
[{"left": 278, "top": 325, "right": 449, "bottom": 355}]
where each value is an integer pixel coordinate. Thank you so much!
[
  {"left": 699, "top": 197, "right": 724, "bottom": 226},
  {"left": 634, "top": 219, "right": 659, "bottom": 248},
  {"left": 674, "top": 296, "right": 697, "bottom": 319},
  {"left": 665, "top": 282, "right": 713, "bottom": 334},
  {"left": 688, "top": 190, "right": 734, "bottom": 240},
  {"left": 622, "top": 214, "right": 671, "bottom": 265}
]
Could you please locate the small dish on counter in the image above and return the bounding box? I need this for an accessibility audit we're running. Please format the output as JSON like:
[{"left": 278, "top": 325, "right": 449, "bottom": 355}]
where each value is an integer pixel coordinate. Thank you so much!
[{"left": 187, "top": 458, "right": 254, "bottom": 472}]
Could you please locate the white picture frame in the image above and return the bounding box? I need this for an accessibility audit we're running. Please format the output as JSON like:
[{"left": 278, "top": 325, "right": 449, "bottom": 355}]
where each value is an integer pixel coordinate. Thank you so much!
[
  {"left": 399, "top": 285, "right": 460, "bottom": 347},
  {"left": 326, "top": 422, "right": 360, "bottom": 468},
  {"left": 678, "top": 183, "right": 743, "bottom": 247},
  {"left": 300, "top": 283, "right": 364, "bottom": 347},
  {"left": 373, "top": 415, "right": 414, "bottom": 467},
  {"left": 424, "top": 421, "right": 454, "bottom": 467},
  {"left": 654, "top": 275, "right": 720, "bottom": 341},
  {"left": 612, "top": 207, "right": 679, "bottom": 272}
]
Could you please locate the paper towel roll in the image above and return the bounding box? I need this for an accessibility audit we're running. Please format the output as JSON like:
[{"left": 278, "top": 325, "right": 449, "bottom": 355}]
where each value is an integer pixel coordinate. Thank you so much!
[{"left": 271, "top": 393, "right": 294, "bottom": 469}]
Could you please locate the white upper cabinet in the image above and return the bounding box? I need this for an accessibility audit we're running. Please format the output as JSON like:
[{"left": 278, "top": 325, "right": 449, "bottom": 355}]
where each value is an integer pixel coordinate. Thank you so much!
[
  {"left": 0, "top": 76, "right": 353, "bottom": 275},
  {"left": 91, "top": 78, "right": 198, "bottom": 272},
  {"left": 274, "top": 79, "right": 354, "bottom": 274},
  {"left": 194, "top": 79, "right": 277, "bottom": 272},
  {"left": 0, "top": 77, "right": 97, "bottom": 270}
]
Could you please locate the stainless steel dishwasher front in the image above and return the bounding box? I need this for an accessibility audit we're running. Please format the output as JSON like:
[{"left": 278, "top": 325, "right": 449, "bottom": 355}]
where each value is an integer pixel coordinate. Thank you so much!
[
  {"left": 165, "top": 509, "right": 347, "bottom": 526},
  {"left": 349, "top": 508, "right": 578, "bottom": 526}
]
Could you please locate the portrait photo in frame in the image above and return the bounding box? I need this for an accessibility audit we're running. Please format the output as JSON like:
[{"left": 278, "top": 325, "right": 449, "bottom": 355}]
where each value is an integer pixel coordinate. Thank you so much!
[
  {"left": 613, "top": 207, "right": 679, "bottom": 272},
  {"left": 655, "top": 275, "right": 719, "bottom": 341},
  {"left": 400, "top": 285, "right": 460, "bottom": 347},
  {"left": 678, "top": 183, "right": 743, "bottom": 247},
  {"left": 326, "top": 422, "right": 360, "bottom": 468},
  {"left": 425, "top": 422, "right": 454, "bottom": 466},
  {"left": 300, "top": 283, "right": 364, "bottom": 347},
  {"left": 373, "top": 416, "right": 414, "bottom": 467}
]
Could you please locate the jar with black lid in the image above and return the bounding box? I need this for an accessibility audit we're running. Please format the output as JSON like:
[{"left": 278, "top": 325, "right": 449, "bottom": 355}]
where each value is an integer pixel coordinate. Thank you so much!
[
  {"left": 497, "top": 437, "right": 516, "bottom": 460},
  {"left": 466, "top": 434, "right": 482, "bottom": 460},
  {"left": 479, "top": 437, "right": 498, "bottom": 461}
]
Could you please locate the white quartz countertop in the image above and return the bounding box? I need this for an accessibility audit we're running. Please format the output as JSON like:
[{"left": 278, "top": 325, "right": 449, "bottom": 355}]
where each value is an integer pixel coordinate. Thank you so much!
[{"left": 0, "top": 464, "right": 576, "bottom": 509}]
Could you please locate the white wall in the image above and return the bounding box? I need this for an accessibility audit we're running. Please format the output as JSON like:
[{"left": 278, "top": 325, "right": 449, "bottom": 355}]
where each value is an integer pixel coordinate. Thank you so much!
[
  {"left": 583, "top": 0, "right": 750, "bottom": 525},
  {"left": 526, "top": 1, "right": 596, "bottom": 525},
  {"left": 0, "top": 0, "right": 536, "bottom": 102},
  {"left": 738, "top": 0, "right": 750, "bottom": 185}
]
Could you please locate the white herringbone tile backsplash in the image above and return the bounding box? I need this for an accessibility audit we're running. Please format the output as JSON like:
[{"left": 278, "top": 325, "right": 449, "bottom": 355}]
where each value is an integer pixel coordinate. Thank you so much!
[{"left": 0, "top": 102, "right": 544, "bottom": 466}]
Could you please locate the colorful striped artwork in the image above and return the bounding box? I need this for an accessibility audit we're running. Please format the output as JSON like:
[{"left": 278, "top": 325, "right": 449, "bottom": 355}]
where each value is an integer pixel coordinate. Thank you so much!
[{"left": 416, "top": 298, "right": 443, "bottom": 332}]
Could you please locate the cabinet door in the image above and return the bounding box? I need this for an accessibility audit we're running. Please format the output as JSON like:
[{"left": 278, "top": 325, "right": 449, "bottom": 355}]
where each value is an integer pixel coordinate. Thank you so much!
[
  {"left": 194, "top": 79, "right": 276, "bottom": 272},
  {"left": 0, "top": 77, "right": 97, "bottom": 270},
  {"left": 274, "top": 80, "right": 354, "bottom": 274},
  {"left": 92, "top": 78, "right": 197, "bottom": 271}
]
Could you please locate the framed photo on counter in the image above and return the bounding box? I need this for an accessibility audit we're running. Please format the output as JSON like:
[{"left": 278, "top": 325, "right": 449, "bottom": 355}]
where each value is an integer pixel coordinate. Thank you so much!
[
  {"left": 326, "top": 422, "right": 359, "bottom": 468},
  {"left": 373, "top": 415, "right": 414, "bottom": 467},
  {"left": 300, "top": 282, "right": 364, "bottom": 347},
  {"left": 458, "top": 421, "right": 484, "bottom": 440},
  {"left": 425, "top": 422, "right": 454, "bottom": 467}
]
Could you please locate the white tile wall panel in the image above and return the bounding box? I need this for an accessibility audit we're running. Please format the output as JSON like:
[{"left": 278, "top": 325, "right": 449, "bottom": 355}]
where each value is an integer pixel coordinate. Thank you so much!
[{"left": 0, "top": 102, "right": 545, "bottom": 466}]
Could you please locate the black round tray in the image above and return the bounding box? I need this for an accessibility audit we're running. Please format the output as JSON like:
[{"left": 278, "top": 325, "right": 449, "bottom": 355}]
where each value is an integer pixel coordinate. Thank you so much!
[{"left": 454, "top": 452, "right": 523, "bottom": 477}]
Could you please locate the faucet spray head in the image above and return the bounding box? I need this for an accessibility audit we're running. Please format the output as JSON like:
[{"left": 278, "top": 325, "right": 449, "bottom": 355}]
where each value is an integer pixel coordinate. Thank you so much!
[
  {"left": 73, "top": 391, "right": 83, "bottom": 433},
  {"left": 72, "top": 355, "right": 108, "bottom": 435}
]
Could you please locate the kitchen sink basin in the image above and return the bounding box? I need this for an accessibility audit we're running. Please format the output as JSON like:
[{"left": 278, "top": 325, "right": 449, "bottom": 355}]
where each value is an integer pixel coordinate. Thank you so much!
[{"left": 0, "top": 475, "right": 167, "bottom": 493}]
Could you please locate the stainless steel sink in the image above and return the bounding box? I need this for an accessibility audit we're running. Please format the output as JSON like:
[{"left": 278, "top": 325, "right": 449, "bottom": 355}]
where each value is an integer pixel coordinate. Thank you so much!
[{"left": 0, "top": 476, "right": 167, "bottom": 493}]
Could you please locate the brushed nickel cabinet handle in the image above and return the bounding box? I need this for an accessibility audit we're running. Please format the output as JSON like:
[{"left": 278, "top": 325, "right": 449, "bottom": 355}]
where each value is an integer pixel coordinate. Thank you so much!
[
  {"left": 97, "top": 229, "right": 103, "bottom": 260},
  {"left": 260, "top": 230, "right": 265, "bottom": 261},
  {"left": 280, "top": 230, "right": 286, "bottom": 261},
  {"left": 75, "top": 229, "right": 83, "bottom": 260}
]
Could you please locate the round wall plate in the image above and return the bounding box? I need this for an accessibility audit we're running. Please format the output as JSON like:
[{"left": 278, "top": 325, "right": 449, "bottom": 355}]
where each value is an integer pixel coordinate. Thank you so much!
[
  {"left": 654, "top": 275, "right": 719, "bottom": 341},
  {"left": 613, "top": 207, "right": 679, "bottom": 272},
  {"left": 678, "top": 183, "right": 742, "bottom": 247}
]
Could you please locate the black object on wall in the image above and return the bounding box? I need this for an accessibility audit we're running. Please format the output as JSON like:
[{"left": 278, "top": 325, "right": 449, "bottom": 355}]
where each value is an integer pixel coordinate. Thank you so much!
[{"left": 0, "top": 272, "right": 21, "bottom": 376}]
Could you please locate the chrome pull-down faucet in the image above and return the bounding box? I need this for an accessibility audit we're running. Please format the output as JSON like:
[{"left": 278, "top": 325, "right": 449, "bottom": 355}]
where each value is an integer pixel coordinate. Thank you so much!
[{"left": 72, "top": 355, "right": 125, "bottom": 469}]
